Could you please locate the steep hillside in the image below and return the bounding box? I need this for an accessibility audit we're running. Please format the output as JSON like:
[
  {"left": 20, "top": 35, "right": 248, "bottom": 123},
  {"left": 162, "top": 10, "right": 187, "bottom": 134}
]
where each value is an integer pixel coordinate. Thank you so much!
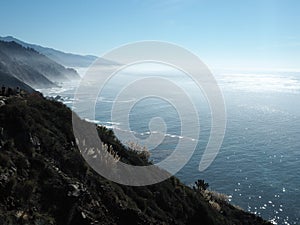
[
  {"left": 0, "top": 71, "right": 35, "bottom": 93},
  {"left": 0, "top": 41, "right": 79, "bottom": 88},
  {"left": 0, "top": 36, "right": 117, "bottom": 68},
  {"left": 0, "top": 94, "right": 271, "bottom": 225}
]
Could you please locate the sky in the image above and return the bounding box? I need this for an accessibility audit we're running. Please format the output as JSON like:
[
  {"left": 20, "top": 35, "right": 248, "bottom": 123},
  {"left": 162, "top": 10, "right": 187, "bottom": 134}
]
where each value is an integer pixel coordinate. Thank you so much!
[{"left": 1, "top": 0, "right": 300, "bottom": 71}]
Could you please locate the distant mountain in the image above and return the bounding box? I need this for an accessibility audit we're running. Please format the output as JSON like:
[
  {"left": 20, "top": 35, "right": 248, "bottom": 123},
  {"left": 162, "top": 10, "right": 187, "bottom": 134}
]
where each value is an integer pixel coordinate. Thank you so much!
[
  {"left": 0, "top": 36, "right": 117, "bottom": 68},
  {"left": 0, "top": 71, "right": 35, "bottom": 93},
  {"left": 0, "top": 40, "right": 80, "bottom": 88}
]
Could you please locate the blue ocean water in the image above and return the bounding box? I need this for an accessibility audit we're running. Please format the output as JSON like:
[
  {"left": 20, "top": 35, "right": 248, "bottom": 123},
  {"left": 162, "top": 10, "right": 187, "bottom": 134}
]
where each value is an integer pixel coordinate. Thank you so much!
[{"left": 41, "top": 69, "right": 300, "bottom": 225}]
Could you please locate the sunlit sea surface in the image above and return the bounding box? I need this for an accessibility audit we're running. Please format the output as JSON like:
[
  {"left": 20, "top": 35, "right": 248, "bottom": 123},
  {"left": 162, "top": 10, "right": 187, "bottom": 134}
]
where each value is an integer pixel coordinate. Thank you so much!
[{"left": 39, "top": 68, "right": 300, "bottom": 225}]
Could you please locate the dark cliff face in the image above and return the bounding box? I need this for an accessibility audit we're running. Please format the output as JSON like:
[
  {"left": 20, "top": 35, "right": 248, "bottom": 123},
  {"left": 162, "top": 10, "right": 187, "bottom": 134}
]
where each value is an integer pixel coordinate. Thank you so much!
[
  {"left": 0, "top": 94, "right": 271, "bottom": 225},
  {"left": 0, "top": 41, "right": 80, "bottom": 89}
]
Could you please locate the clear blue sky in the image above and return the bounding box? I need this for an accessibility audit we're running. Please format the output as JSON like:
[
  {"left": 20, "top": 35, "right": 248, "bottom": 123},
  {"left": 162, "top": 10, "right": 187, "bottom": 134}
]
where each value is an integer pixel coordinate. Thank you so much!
[{"left": 1, "top": 0, "right": 299, "bottom": 71}]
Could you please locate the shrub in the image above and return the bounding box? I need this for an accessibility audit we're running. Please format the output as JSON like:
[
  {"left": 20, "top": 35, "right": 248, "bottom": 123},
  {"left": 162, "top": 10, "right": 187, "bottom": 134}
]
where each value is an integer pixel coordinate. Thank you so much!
[
  {"left": 14, "top": 180, "right": 35, "bottom": 202},
  {"left": 0, "top": 153, "right": 11, "bottom": 168},
  {"left": 126, "top": 141, "right": 150, "bottom": 161},
  {"left": 194, "top": 179, "right": 209, "bottom": 191}
]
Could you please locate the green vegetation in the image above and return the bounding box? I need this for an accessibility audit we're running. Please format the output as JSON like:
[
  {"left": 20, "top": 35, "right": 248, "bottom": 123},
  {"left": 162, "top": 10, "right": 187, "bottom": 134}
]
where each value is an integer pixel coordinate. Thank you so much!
[
  {"left": 0, "top": 93, "right": 271, "bottom": 225},
  {"left": 194, "top": 179, "right": 209, "bottom": 191}
]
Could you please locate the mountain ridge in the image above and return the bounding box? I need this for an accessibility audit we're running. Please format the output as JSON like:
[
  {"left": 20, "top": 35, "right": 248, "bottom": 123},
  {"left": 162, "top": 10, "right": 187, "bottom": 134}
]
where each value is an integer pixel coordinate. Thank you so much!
[
  {"left": 0, "top": 40, "right": 80, "bottom": 89},
  {"left": 0, "top": 71, "right": 35, "bottom": 93},
  {"left": 0, "top": 36, "right": 118, "bottom": 68}
]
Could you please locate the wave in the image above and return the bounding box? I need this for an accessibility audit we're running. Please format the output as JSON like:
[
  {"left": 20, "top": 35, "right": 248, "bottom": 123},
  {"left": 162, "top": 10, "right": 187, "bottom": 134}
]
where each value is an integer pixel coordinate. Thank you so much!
[
  {"left": 98, "top": 97, "right": 136, "bottom": 103},
  {"left": 95, "top": 123, "right": 198, "bottom": 143}
]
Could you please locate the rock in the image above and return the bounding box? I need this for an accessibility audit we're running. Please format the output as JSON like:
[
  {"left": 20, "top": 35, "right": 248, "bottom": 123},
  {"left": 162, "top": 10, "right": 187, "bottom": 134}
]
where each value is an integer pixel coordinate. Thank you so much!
[
  {"left": 81, "top": 211, "right": 86, "bottom": 219},
  {"left": 0, "top": 100, "right": 5, "bottom": 107}
]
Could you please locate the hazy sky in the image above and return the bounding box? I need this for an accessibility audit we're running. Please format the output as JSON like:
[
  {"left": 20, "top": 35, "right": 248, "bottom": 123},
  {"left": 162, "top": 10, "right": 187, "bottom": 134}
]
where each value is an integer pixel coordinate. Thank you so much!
[{"left": 1, "top": 0, "right": 299, "bottom": 71}]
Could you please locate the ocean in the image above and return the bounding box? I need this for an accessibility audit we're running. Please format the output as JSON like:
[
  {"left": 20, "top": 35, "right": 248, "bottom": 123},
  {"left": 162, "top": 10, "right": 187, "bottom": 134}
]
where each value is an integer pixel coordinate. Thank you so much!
[{"left": 40, "top": 67, "right": 300, "bottom": 225}]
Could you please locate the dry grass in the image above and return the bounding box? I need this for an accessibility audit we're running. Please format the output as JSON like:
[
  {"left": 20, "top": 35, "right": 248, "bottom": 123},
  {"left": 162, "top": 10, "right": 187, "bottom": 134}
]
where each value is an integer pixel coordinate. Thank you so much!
[
  {"left": 126, "top": 141, "right": 150, "bottom": 160},
  {"left": 209, "top": 200, "right": 221, "bottom": 212}
]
